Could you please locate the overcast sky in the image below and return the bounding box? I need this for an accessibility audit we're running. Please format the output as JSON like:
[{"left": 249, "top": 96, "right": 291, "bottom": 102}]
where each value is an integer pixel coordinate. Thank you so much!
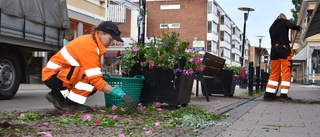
[{"left": 215, "top": 0, "right": 295, "bottom": 49}]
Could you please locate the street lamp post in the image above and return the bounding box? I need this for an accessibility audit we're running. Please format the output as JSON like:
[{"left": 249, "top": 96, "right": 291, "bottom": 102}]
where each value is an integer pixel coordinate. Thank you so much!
[
  {"left": 238, "top": 7, "right": 254, "bottom": 66},
  {"left": 256, "top": 36, "right": 264, "bottom": 67}
]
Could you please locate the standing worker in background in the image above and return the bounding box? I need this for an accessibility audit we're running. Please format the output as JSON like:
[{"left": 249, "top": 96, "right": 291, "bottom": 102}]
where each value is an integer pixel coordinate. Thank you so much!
[
  {"left": 42, "top": 21, "right": 138, "bottom": 112},
  {"left": 263, "top": 13, "right": 302, "bottom": 101}
]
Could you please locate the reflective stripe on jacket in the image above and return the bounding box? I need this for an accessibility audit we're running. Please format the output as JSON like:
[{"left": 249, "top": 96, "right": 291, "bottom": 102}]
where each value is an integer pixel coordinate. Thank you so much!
[{"left": 42, "top": 34, "right": 107, "bottom": 91}]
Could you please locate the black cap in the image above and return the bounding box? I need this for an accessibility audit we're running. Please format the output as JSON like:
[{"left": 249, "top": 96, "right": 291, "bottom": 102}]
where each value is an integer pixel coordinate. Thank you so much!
[{"left": 96, "top": 21, "right": 123, "bottom": 42}]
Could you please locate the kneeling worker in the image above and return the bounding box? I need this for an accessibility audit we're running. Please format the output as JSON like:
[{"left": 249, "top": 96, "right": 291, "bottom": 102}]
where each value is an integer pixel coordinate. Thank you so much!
[{"left": 42, "top": 21, "right": 137, "bottom": 112}]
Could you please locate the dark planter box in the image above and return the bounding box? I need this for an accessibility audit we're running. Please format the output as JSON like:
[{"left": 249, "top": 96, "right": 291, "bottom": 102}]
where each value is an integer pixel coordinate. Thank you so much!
[
  {"left": 203, "top": 69, "right": 235, "bottom": 97},
  {"left": 129, "top": 60, "right": 195, "bottom": 107}
]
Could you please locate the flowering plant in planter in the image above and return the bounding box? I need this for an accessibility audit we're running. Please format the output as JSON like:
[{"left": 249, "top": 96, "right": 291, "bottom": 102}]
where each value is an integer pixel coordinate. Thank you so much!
[{"left": 116, "top": 29, "right": 204, "bottom": 76}]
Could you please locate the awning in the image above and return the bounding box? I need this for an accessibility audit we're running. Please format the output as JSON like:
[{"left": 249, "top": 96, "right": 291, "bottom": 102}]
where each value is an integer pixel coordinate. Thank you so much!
[
  {"left": 292, "top": 46, "right": 314, "bottom": 61},
  {"left": 105, "top": 50, "right": 120, "bottom": 58}
]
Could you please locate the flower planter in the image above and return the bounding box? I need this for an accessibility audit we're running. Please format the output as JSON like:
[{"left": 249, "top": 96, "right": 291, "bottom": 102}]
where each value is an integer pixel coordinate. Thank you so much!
[
  {"left": 203, "top": 69, "right": 235, "bottom": 97},
  {"left": 129, "top": 62, "right": 195, "bottom": 108}
]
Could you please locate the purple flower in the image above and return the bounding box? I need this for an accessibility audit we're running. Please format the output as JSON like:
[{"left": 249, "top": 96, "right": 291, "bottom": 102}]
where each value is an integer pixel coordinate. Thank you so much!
[
  {"left": 165, "top": 41, "right": 169, "bottom": 47},
  {"left": 155, "top": 102, "right": 161, "bottom": 107},
  {"left": 43, "top": 132, "right": 52, "bottom": 137},
  {"left": 175, "top": 68, "right": 182, "bottom": 73}
]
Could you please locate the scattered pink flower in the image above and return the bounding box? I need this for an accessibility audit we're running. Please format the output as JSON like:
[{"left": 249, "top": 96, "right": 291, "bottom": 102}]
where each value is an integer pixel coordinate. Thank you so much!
[
  {"left": 42, "top": 122, "right": 49, "bottom": 127},
  {"left": 60, "top": 114, "right": 66, "bottom": 118},
  {"left": 209, "top": 109, "right": 215, "bottom": 114},
  {"left": 95, "top": 120, "right": 101, "bottom": 125},
  {"left": 69, "top": 114, "right": 74, "bottom": 117},
  {"left": 119, "top": 134, "right": 126, "bottom": 137},
  {"left": 92, "top": 108, "right": 96, "bottom": 111},
  {"left": 20, "top": 113, "right": 25, "bottom": 117},
  {"left": 112, "top": 105, "right": 117, "bottom": 110},
  {"left": 145, "top": 130, "right": 153, "bottom": 135},
  {"left": 157, "top": 108, "right": 163, "bottom": 111},
  {"left": 154, "top": 122, "right": 161, "bottom": 127},
  {"left": 43, "top": 132, "right": 52, "bottom": 137},
  {"left": 121, "top": 108, "right": 126, "bottom": 112},
  {"left": 155, "top": 102, "right": 161, "bottom": 107},
  {"left": 80, "top": 114, "right": 92, "bottom": 121},
  {"left": 113, "top": 115, "right": 118, "bottom": 120},
  {"left": 100, "top": 109, "right": 106, "bottom": 113},
  {"left": 113, "top": 131, "right": 117, "bottom": 135}
]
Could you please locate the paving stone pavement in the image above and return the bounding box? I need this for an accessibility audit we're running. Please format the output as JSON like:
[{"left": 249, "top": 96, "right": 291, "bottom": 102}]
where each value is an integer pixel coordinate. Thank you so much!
[{"left": 191, "top": 82, "right": 320, "bottom": 137}]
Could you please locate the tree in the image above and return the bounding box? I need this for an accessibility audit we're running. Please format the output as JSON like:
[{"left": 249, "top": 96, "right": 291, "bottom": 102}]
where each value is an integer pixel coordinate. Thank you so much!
[{"left": 290, "top": 0, "right": 302, "bottom": 24}]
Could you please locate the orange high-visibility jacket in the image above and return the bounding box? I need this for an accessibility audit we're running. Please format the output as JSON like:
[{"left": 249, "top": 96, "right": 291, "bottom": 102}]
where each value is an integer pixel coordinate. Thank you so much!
[{"left": 42, "top": 34, "right": 107, "bottom": 91}]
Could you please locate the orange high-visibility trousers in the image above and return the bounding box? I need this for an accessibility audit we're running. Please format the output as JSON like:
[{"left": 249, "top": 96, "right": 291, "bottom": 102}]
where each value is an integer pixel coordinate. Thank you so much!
[{"left": 266, "top": 44, "right": 293, "bottom": 94}]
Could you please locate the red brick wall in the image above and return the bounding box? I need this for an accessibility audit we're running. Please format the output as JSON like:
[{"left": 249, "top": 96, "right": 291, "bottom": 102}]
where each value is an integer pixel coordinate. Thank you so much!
[
  {"left": 118, "top": 8, "right": 132, "bottom": 37},
  {"left": 145, "top": 0, "right": 207, "bottom": 44}
]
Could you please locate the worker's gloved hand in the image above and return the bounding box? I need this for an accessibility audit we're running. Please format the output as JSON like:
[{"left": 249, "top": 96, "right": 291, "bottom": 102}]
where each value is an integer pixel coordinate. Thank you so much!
[
  {"left": 121, "top": 95, "right": 138, "bottom": 110},
  {"left": 110, "top": 85, "right": 138, "bottom": 110}
]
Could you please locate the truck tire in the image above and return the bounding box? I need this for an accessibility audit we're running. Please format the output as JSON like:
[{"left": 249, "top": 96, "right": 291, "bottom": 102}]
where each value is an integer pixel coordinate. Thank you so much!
[{"left": 0, "top": 51, "right": 21, "bottom": 100}]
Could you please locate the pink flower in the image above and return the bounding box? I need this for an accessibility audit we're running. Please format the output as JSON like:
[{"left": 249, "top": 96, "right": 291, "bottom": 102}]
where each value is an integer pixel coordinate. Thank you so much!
[
  {"left": 157, "top": 108, "right": 163, "bottom": 112},
  {"left": 132, "top": 46, "right": 139, "bottom": 52},
  {"left": 188, "top": 68, "right": 194, "bottom": 75},
  {"left": 155, "top": 102, "right": 161, "bottom": 107},
  {"left": 95, "top": 120, "right": 101, "bottom": 125},
  {"left": 80, "top": 114, "right": 92, "bottom": 121},
  {"left": 42, "top": 122, "right": 49, "bottom": 127},
  {"left": 197, "top": 65, "right": 204, "bottom": 72},
  {"left": 209, "top": 109, "right": 215, "bottom": 114},
  {"left": 120, "top": 69, "right": 125, "bottom": 73},
  {"left": 113, "top": 131, "right": 117, "bottom": 135},
  {"left": 189, "top": 58, "right": 194, "bottom": 62},
  {"left": 145, "top": 130, "right": 152, "bottom": 135},
  {"left": 121, "top": 108, "right": 126, "bottom": 112},
  {"left": 100, "top": 109, "right": 106, "bottom": 113},
  {"left": 113, "top": 115, "right": 118, "bottom": 120},
  {"left": 119, "top": 134, "right": 126, "bottom": 137},
  {"left": 186, "top": 45, "right": 192, "bottom": 50},
  {"left": 112, "top": 104, "right": 117, "bottom": 110},
  {"left": 195, "top": 56, "right": 201, "bottom": 65},
  {"left": 43, "top": 132, "right": 52, "bottom": 137},
  {"left": 149, "top": 60, "right": 154, "bottom": 67},
  {"left": 154, "top": 122, "right": 161, "bottom": 127},
  {"left": 20, "top": 113, "right": 25, "bottom": 117}
]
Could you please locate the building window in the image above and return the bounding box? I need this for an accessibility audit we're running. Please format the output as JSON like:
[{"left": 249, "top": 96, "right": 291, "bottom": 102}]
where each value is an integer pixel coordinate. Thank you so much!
[
  {"left": 160, "top": 23, "right": 180, "bottom": 28},
  {"left": 207, "top": 21, "right": 212, "bottom": 33},
  {"left": 221, "top": 15, "right": 231, "bottom": 28},
  {"left": 212, "top": 41, "right": 217, "bottom": 54},
  {"left": 207, "top": 41, "right": 211, "bottom": 52},
  {"left": 213, "top": 3, "right": 218, "bottom": 15},
  {"left": 207, "top": 2, "right": 212, "bottom": 13},
  {"left": 220, "top": 31, "right": 231, "bottom": 44},
  {"left": 208, "top": 21, "right": 217, "bottom": 34}
]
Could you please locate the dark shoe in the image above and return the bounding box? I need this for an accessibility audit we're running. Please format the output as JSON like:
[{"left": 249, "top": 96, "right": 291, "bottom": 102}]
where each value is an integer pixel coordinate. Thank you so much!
[
  {"left": 46, "top": 92, "right": 63, "bottom": 110},
  {"left": 263, "top": 92, "right": 276, "bottom": 101},
  {"left": 62, "top": 98, "right": 91, "bottom": 113},
  {"left": 280, "top": 94, "right": 293, "bottom": 102}
]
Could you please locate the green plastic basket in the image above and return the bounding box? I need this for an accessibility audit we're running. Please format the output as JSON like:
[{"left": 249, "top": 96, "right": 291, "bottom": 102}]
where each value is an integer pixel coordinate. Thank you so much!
[{"left": 103, "top": 74, "right": 145, "bottom": 107}]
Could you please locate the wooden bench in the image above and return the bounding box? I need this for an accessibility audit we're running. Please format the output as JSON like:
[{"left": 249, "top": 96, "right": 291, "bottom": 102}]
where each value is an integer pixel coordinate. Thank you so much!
[{"left": 195, "top": 52, "right": 226, "bottom": 101}]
